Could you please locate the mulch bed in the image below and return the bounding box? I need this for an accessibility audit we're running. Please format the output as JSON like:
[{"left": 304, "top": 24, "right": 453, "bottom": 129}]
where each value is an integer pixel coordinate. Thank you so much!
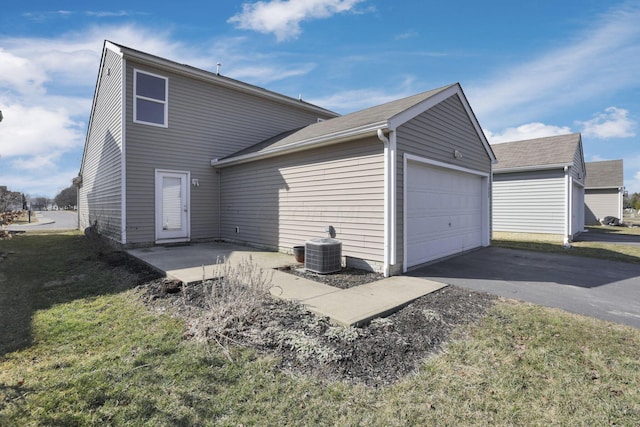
[{"left": 136, "top": 265, "right": 496, "bottom": 387}]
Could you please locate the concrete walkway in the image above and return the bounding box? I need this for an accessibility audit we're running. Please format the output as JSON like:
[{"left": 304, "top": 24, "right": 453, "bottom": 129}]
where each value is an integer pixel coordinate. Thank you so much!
[{"left": 127, "top": 242, "right": 446, "bottom": 326}]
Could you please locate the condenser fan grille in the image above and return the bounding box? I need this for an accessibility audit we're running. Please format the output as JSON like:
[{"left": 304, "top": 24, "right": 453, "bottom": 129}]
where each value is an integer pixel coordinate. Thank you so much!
[{"left": 304, "top": 238, "right": 341, "bottom": 274}]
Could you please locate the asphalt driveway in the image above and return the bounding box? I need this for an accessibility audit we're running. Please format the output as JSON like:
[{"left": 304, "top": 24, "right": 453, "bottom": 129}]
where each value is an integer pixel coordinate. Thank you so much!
[{"left": 410, "top": 246, "right": 640, "bottom": 329}]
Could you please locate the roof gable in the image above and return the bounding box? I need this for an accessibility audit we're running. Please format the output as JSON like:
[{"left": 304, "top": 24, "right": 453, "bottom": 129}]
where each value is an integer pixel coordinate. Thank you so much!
[
  {"left": 492, "top": 133, "right": 582, "bottom": 171},
  {"left": 585, "top": 159, "right": 623, "bottom": 188}
]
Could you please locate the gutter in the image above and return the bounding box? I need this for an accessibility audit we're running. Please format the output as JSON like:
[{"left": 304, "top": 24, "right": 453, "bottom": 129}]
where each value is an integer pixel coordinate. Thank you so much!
[
  {"left": 493, "top": 163, "right": 573, "bottom": 174},
  {"left": 585, "top": 186, "right": 623, "bottom": 190},
  {"left": 564, "top": 165, "right": 571, "bottom": 246},
  {"left": 211, "top": 121, "right": 388, "bottom": 168}
]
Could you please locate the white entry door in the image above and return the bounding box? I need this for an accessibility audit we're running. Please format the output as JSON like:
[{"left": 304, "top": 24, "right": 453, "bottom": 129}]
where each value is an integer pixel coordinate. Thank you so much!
[{"left": 155, "top": 170, "right": 190, "bottom": 242}]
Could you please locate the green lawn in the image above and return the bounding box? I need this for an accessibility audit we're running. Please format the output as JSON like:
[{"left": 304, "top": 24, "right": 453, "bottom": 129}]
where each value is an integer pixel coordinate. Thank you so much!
[{"left": 1, "top": 232, "right": 640, "bottom": 425}]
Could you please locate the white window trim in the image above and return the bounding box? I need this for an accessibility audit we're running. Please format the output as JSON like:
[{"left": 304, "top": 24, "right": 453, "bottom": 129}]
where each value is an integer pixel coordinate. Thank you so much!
[{"left": 133, "top": 69, "right": 168, "bottom": 128}]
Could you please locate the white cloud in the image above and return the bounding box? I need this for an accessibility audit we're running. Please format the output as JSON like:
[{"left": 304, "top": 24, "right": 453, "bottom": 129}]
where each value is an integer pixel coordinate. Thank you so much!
[
  {"left": 619, "top": 154, "right": 640, "bottom": 194},
  {"left": 0, "top": 167, "right": 79, "bottom": 197},
  {"left": 578, "top": 107, "right": 636, "bottom": 139},
  {"left": 485, "top": 122, "right": 572, "bottom": 144},
  {"left": 11, "top": 153, "right": 62, "bottom": 171},
  {"left": 231, "top": 62, "right": 317, "bottom": 84},
  {"left": 468, "top": 3, "right": 640, "bottom": 129},
  {"left": 395, "top": 31, "right": 418, "bottom": 41},
  {"left": 626, "top": 170, "right": 640, "bottom": 195},
  {"left": 228, "top": 0, "right": 366, "bottom": 41},
  {"left": 85, "top": 11, "right": 137, "bottom": 18},
  {"left": 0, "top": 104, "right": 85, "bottom": 158},
  {"left": 0, "top": 49, "right": 48, "bottom": 95}
]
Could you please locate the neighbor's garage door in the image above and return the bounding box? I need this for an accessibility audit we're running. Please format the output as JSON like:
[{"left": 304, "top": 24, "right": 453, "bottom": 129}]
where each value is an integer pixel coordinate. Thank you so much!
[{"left": 406, "top": 161, "right": 483, "bottom": 268}]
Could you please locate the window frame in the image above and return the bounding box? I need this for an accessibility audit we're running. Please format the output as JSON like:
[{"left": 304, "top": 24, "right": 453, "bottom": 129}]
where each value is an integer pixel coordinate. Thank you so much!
[{"left": 133, "top": 69, "right": 168, "bottom": 127}]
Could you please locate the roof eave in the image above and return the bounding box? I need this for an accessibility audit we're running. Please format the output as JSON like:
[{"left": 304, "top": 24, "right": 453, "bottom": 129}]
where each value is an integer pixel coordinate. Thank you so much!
[
  {"left": 585, "top": 186, "right": 624, "bottom": 190},
  {"left": 107, "top": 41, "right": 339, "bottom": 119},
  {"left": 493, "top": 163, "right": 573, "bottom": 174},
  {"left": 211, "top": 121, "right": 389, "bottom": 168}
]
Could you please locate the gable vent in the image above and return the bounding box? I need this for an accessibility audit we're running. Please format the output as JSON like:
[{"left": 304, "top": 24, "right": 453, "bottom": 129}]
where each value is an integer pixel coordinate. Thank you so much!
[{"left": 305, "top": 238, "right": 341, "bottom": 274}]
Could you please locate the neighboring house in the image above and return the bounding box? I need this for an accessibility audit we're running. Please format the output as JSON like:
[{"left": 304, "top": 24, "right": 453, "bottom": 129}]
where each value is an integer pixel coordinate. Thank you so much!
[
  {"left": 491, "top": 133, "right": 586, "bottom": 243},
  {"left": 584, "top": 160, "right": 624, "bottom": 225},
  {"left": 77, "top": 41, "right": 496, "bottom": 276}
]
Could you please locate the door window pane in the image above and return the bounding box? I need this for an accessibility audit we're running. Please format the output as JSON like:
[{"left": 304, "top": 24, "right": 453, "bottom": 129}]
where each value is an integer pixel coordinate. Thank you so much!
[{"left": 162, "top": 177, "right": 182, "bottom": 230}]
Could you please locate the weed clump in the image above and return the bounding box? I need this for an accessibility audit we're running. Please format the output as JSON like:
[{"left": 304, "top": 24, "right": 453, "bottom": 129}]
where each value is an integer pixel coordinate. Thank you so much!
[{"left": 187, "top": 256, "right": 273, "bottom": 355}]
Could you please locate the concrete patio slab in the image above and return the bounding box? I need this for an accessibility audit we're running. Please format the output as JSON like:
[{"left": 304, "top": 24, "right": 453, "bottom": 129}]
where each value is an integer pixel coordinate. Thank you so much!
[
  {"left": 127, "top": 242, "right": 448, "bottom": 327},
  {"left": 127, "top": 242, "right": 295, "bottom": 284}
]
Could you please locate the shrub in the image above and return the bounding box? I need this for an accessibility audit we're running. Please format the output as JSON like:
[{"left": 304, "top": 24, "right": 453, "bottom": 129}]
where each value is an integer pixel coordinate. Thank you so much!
[{"left": 188, "top": 256, "right": 273, "bottom": 353}]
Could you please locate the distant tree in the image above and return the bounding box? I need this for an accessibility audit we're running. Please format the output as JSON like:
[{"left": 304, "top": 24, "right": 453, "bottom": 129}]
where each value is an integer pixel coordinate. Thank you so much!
[
  {"left": 54, "top": 185, "right": 78, "bottom": 210},
  {"left": 0, "top": 186, "right": 22, "bottom": 212},
  {"left": 31, "top": 197, "right": 50, "bottom": 210},
  {"left": 629, "top": 193, "right": 640, "bottom": 210}
]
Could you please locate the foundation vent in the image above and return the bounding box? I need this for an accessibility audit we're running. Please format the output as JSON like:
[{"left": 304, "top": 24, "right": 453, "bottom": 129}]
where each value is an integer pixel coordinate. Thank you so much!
[{"left": 304, "top": 238, "right": 341, "bottom": 274}]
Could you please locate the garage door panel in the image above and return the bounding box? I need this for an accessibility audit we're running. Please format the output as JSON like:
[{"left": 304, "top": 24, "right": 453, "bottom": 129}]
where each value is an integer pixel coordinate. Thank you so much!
[{"left": 407, "top": 161, "right": 484, "bottom": 268}]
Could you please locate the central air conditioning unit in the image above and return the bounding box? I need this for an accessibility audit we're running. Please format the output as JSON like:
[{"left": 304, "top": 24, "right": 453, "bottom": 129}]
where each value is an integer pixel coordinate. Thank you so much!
[{"left": 304, "top": 238, "right": 342, "bottom": 274}]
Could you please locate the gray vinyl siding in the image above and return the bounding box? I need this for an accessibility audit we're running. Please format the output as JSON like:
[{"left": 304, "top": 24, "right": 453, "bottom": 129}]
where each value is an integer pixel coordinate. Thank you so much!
[
  {"left": 123, "top": 60, "right": 334, "bottom": 245},
  {"left": 394, "top": 94, "right": 492, "bottom": 267},
  {"left": 219, "top": 137, "right": 385, "bottom": 264},
  {"left": 585, "top": 189, "right": 620, "bottom": 224},
  {"left": 78, "top": 48, "right": 124, "bottom": 241},
  {"left": 571, "top": 143, "right": 586, "bottom": 184},
  {"left": 492, "top": 170, "right": 566, "bottom": 234}
]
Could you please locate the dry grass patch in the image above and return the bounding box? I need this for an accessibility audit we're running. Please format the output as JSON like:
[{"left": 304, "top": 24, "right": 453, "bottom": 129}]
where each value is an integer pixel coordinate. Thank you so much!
[
  {"left": 493, "top": 228, "right": 640, "bottom": 264},
  {"left": 378, "top": 301, "right": 640, "bottom": 425}
]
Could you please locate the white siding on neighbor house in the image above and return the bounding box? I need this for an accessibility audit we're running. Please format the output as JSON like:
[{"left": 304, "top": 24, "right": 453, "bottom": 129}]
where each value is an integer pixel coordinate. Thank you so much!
[
  {"left": 123, "top": 60, "right": 335, "bottom": 245},
  {"left": 395, "top": 94, "right": 492, "bottom": 268},
  {"left": 585, "top": 189, "right": 621, "bottom": 224},
  {"left": 78, "top": 48, "right": 124, "bottom": 240},
  {"left": 493, "top": 171, "right": 566, "bottom": 235},
  {"left": 219, "top": 138, "right": 385, "bottom": 266}
]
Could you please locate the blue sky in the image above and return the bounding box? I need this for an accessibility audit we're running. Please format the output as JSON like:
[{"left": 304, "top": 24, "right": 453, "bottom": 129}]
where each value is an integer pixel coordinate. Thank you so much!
[{"left": 1, "top": 0, "right": 639, "bottom": 199}]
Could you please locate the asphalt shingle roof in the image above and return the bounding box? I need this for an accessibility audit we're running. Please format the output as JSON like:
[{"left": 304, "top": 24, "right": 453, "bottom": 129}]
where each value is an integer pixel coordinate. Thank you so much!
[
  {"left": 492, "top": 133, "right": 581, "bottom": 171},
  {"left": 585, "top": 160, "right": 623, "bottom": 188},
  {"left": 222, "top": 84, "right": 457, "bottom": 160}
]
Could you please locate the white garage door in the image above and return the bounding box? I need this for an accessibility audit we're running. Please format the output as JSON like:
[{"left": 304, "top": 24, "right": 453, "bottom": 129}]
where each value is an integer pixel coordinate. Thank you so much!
[{"left": 406, "top": 161, "right": 484, "bottom": 268}]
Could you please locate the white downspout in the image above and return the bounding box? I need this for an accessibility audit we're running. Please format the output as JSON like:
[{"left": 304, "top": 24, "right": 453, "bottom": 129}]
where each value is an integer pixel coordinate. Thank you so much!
[
  {"left": 618, "top": 187, "right": 624, "bottom": 219},
  {"left": 378, "top": 128, "right": 395, "bottom": 277},
  {"left": 564, "top": 166, "right": 571, "bottom": 246}
]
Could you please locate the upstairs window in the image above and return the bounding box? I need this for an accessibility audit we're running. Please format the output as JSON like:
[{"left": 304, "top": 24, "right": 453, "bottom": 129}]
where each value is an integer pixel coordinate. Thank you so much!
[{"left": 134, "top": 69, "right": 168, "bottom": 127}]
